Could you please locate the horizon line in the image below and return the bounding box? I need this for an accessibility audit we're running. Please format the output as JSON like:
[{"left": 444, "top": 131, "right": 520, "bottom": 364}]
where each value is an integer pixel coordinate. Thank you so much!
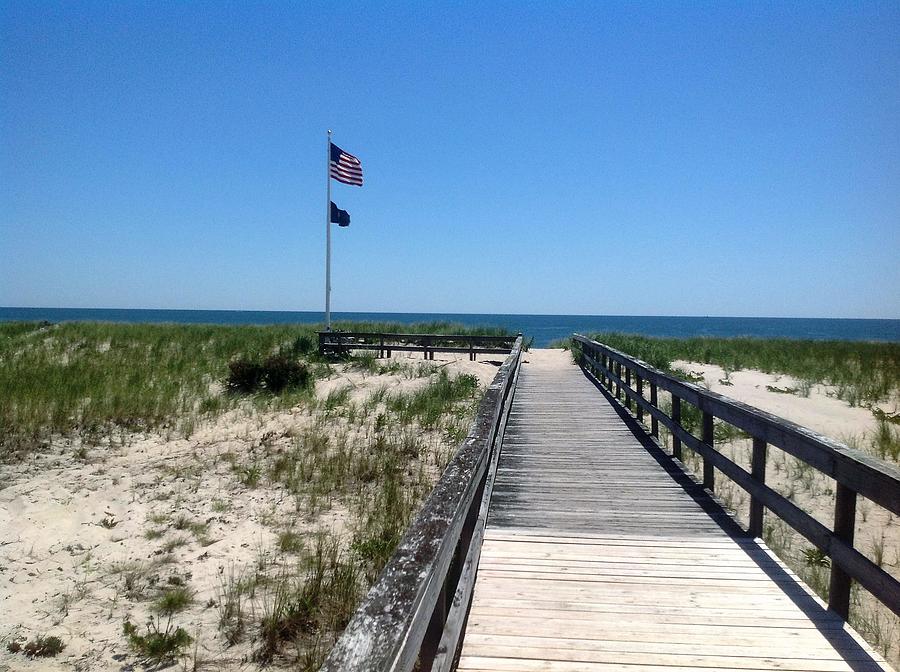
[{"left": 2, "top": 306, "right": 899, "bottom": 322}]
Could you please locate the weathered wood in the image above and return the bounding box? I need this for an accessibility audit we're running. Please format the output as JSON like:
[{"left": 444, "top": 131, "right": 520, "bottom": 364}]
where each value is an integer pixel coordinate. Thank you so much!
[
  {"left": 431, "top": 338, "right": 524, "bottom": 672},
  {"left": 829, "top": 484, "right": 857, "bottom": 619},
  {"left": 636, "top": 375, "right": 644, "bottom": 422},
  {"left": 672, "top": 394, "right": 682, "bottom": 460},
  {"left": 318, "top": 331, "right": 520, "bottom": 359},
  {"left": 702, "top": 410, "right": 714, "bottom": 492},
  {"left": 319, "top": 337, "right": 523, "bottom": 671},
  {"left": 650, "top": 382, "right": 658, "bottom": 437},
  {"left": 615, "top": 362, "right": 621, "bottom": 399},
  {"left": 749, "top": 437, "right": 767, "bottom": 538},
  {"left": 625, "top": 367, "right": 632, "bottom": 410}
]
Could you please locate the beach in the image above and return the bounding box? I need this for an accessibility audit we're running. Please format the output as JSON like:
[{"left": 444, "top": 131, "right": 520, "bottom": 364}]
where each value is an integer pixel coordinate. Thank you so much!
[{"left": 1, "top": 330, "right": 898, "bottom": 668}]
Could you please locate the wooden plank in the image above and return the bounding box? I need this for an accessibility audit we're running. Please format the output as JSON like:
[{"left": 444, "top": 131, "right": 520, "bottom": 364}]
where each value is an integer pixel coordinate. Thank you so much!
[
  {"left": 462, "top": 632, "right": 887, "bottom": 662},
  {"left": 460, "top": 643, "right": 886, "bottom": 669},
  {"left": 457, "top": 656, "right": 886, "bottom": 672}
]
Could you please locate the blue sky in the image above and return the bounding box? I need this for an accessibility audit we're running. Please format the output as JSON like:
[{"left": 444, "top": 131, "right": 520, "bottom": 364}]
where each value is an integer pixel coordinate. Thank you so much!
[{"left": 2, "top": 1, "right": 898, "bottom": 318}]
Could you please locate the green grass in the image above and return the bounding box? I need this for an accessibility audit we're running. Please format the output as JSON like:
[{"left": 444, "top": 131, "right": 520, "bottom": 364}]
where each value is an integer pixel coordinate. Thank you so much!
[
  {"left": 584, "top": 333, "right": 900, "bottom": 407},
  {"left": 152, "top": 585, "right": 194, "bottom": 615},
  {"left": 0, "top": 320, "right": 506, "bottom": 458},
  {"left": 328, "top": 320, "right": 510, "bottom": 337},
  {"left": 256, "top": 534, "right": 360, "bottom": 664},
  {"left": 387, "top": 369, "right": 480, "bottom": 428},
  {"left": 0, "top": 321, "right": 321, "bottom": 455},
  {"left": 123, "top": 616, "right": 192, "bottom": 663}
]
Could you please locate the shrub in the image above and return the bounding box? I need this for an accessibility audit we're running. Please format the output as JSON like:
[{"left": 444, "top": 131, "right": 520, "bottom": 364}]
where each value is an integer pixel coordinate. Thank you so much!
[
  {"left": 227, "top": 359, "right": 263, "bottom": 393},
  {"left": 226, "top": 355, "right": 309, "bottom": 394},
  {"left": 261, "top": 355, "right": 309, "bottom": 393}
]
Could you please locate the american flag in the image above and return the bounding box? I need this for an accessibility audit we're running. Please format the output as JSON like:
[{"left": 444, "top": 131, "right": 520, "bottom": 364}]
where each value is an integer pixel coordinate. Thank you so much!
[{"left": 330, "top": 143, "right": 363, "bottom": 186}]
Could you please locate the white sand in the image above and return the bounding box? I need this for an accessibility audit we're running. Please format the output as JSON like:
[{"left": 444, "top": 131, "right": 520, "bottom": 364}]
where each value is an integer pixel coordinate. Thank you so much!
[
  {"left": 0, "top": 351, "right": 502, "bottom": 671},
  {"left": 672, "top": 360, "right": 885, "bottom": 443}
]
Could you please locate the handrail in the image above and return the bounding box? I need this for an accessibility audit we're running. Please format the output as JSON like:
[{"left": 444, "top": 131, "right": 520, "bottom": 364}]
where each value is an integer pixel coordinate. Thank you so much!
[
  {"left": 320, "top": 331, "right": 517, "bottom": 343},
  {"left": 319, "top": 335, "right": 524, "bottom": 671},
  {"left": 572, "top": 334, "right": 900, "bottom": 621},
  {"left": 319, "top": 331, "right": 521, "bottom": 361}
]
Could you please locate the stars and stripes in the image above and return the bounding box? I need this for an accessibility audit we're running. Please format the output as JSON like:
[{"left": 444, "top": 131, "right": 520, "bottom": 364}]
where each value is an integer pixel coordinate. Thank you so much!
[{"left": 329, "top": 143, "right": 363, "bottom": 186}]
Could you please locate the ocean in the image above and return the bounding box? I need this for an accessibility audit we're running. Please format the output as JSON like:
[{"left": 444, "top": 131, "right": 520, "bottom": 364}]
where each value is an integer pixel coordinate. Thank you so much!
[{"left": 2, "top": 307, "right": 898, "bottom": 347}]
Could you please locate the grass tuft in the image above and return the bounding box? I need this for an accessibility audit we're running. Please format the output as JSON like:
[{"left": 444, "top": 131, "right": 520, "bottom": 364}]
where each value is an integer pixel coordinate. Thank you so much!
[
  {"left": 153, "top": 585, "right": 194, "bottom": 615},
  {"left": 123, "top": 617, "right": 192, "bottom": 662}
]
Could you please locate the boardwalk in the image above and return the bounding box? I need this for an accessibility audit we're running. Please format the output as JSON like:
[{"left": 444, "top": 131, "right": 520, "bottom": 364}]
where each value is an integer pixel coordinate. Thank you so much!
[{"left": 457, "top": 350, "right": 890, "bottom": 672}]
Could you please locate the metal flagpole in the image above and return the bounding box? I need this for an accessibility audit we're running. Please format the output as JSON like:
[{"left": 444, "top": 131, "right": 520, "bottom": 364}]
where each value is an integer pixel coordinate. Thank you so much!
[{"left": 325, "top": 129, "right": 332, "bottom": 331}]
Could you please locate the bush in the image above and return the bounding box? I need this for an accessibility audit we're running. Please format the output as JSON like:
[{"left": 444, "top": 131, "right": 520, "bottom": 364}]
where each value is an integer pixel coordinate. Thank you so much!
[
  {"left": 261, "top": 355, "right": 309, "bottom": 393},
  {"left": 227, "top": 359, "right": 263, "bottom": 393},
  {"left": 226, "top": 356, "right": 310, "bottom": 394}
]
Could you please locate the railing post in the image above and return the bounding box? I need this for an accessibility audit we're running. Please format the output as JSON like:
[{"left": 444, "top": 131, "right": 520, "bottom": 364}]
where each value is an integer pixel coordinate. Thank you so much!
[
  {"left": 650, "top": 383, "right": 658, "bottom": 437},
  {"left": 672, "top": 395, "right": 682, "bottom": 460},
  {"left": 702, "top": 410, "right": 714, "bottom": 491},
  {"left": 421, "top": 582, "right": 447, "bottom": 667},
  {"left": 749, "top": 437, "right": 767, "bottom": 537},
  {"left": 828, "top": 484, "right": 857, "bottom": 620},
  {"left": 636, "top": 375, "right": 643, "bottom": 423},
  {"left": 625, "top": 367, "right": 632, "bottom": 410},
  {"left": 615, "top": 363, "right": 621, "bottom": 399}
]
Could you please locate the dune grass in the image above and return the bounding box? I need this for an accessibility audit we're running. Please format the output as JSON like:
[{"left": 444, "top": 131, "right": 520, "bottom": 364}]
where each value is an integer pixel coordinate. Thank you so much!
[
  {"left": 0, "top": 322, "right": 320, "bottom": 456},
  {"left": 0, "top": 320, "right": 510, "bottom": 459},
  {"left": 582, "top": 333, "right": 899, "bottom": 408},
  {"left": 328, "top": 320, "right": 510, "bottom": 336}
]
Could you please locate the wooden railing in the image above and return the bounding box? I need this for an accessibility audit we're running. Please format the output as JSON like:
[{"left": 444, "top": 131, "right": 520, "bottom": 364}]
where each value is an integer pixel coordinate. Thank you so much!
[
  {"left": 318, "top": 331, "right": 520, "bottom": 361},
  {"left": 573, "top": 334, "right": 900, "bottom": 621},
  {"left": 319, "top": 335, "right": 524, "bottom": 672}
]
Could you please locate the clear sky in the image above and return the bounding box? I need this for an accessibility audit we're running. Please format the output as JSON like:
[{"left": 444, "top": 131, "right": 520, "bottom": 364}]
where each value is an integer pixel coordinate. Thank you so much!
[{"left": 2, "top": 1, "right": 898, "bottom": 318}]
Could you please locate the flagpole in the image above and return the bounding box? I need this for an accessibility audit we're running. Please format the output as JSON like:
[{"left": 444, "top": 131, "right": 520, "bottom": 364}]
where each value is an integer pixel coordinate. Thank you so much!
[{"left": 325, "top": 129, "right": 332, "bottom": 331}]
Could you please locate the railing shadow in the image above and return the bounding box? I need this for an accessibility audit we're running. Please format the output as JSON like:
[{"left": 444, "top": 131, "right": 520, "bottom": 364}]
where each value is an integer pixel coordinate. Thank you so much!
[{"left": 578, "top": 364, "right": 884, "bottom": 669}]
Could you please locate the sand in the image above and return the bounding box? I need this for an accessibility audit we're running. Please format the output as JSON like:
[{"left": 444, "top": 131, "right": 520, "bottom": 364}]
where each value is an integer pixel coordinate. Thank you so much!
[
  {"left": 0, "top": 351, "right": 501, "bottom": 671},
  {"left": 672, "top": 360, "right": 887, "bottom": 442}
]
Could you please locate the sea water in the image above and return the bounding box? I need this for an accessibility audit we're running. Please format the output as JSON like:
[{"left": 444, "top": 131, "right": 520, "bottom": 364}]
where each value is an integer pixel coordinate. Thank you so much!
[{"left": 2, "top": 307, "right": 898, "bottom": 347}]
